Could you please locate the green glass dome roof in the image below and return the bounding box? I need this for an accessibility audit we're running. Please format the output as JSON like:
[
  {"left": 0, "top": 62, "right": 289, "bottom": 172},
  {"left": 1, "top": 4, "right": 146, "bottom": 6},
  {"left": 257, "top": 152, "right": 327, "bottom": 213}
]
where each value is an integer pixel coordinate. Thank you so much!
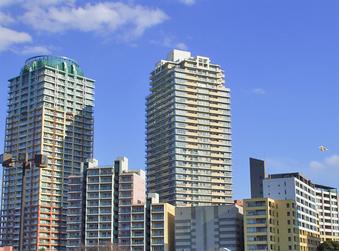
[{"left": 22, "top": 55, "right": 84, "bottom": 76}]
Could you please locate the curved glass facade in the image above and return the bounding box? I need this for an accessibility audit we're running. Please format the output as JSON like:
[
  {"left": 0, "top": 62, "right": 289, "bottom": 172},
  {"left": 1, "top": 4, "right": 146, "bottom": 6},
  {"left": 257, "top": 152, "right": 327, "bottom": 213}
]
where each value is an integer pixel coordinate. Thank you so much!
[{"left": 22, "top": 55, "right": 84, "bottom": 76}]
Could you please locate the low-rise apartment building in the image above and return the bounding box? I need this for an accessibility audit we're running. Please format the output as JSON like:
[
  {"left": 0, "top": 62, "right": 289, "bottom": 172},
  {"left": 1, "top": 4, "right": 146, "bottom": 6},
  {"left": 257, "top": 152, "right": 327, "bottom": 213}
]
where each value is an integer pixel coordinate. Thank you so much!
[
  {"left": 315, "top": 184, "right": 339, "bottom": 241},
  {"left": 175, "top": 204, "right": 243, "bottom": 251},
  {"left": 66, "top": 158, "right": 175, "bottom": 251},
  {"left": 244, "top": 198, "right": 303, "bottom": 251}
]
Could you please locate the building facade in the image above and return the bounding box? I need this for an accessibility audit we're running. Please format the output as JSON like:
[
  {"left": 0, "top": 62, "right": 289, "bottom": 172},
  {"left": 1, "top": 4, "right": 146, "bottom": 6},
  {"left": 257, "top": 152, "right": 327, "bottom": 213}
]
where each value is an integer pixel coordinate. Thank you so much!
[
  {"left": 146, "top": 49, "right": 232, "bottom": 206},
  {"left": 175, "top": 204, "right": 243, "bottom": 251},
  {"left": 0, "top": 56, "right": 94, "bottom": 250},
  {"left": 66, "top": 160, "right": 97, "bottom": 249},
  {"left": 315, "top": 184, "right": 339, "bottom": 242},
  {"left": 84, "top": 159, "right": 130, "bottom": 248},
  {"left": 120, "top": 193, "right": 176, "bottom": 251},
  {"left": 149, "top": 196, "right": 175, "bottom": 251},
  {"left": 66, "top": 158, "right": 175, "bottom": 251},
  {"left": 249, "top": 158, "right": 266, "bottom": 198},
  {"left": 263, "top": 173, "right": 321, "bottom": 250},
  {"left": 66, "top": 157, "right": 145, "bottom": 249},
  {"left": 118, "top": 170, "right": 146, "bottom": 249},
  {"left": 244, "top": 198, "right": 301, "bottom": 251}
]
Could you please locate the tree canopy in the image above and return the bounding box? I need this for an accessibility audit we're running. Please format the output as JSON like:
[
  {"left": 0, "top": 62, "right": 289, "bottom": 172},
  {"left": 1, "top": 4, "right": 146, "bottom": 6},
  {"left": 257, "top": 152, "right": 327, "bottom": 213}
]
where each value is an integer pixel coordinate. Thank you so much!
[{"left": 318, "top": 241, "right": 339, "bottom": 251}]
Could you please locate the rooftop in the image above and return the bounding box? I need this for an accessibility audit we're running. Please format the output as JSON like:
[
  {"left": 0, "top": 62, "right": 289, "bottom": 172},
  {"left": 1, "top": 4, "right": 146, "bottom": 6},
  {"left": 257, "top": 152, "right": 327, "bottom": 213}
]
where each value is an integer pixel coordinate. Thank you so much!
[
  {"left": 22, "top": 55, "right": 84, "bottom": 76},
  {"left": 267, "top": 172, "right": 315, "bottom": 187},
  {"left": 314, "top": 184, "right": 336, "bottom": 191}
]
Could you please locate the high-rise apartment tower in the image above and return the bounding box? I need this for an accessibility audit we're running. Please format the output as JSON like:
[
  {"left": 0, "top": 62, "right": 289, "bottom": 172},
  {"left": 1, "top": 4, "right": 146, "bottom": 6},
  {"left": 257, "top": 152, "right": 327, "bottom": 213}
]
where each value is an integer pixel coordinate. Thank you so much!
[
  {"left": 146, "top": 50, "right": 232, "bottom": 206},
  {"left": 0, "top": 56, "right": 94, "bottom": 250}
]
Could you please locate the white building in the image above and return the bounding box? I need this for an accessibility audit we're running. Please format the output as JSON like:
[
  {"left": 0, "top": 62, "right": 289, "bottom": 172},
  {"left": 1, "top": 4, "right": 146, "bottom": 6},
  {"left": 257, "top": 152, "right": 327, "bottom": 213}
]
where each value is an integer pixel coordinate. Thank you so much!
[
  {"left": 262, "top": 172, "right": 339, "bottom": 249},
  {"left": 315, "top": 184, "right": 339, "bottom": 241},
  {"left": 263, "top": 173, "right": 319, "bottom": 235}
]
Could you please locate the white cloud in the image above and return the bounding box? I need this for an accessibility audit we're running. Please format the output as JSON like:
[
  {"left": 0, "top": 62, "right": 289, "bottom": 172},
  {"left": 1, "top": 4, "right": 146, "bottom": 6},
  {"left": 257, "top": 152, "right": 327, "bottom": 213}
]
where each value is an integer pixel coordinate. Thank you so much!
[
  {"left": 22, "top": 2, "right": 168, "bottom": 39},
  {"left": 18, "top": 45, "right": 51, "bottom": 55},
  {"left": 0, "top": 11, "right": 13, "bottom": 24},
  {"left": 310, "top": 155, "right": 339, "bottom": 171},
  {"left": 262, "top": 156, "right": 339, "bottom": 188},
  {"left": 179, "top": 0, "right": 196, "bottom": 6},
  {"left": 0, "top": 26, "right": 32, "bottom": 51},
  {"left": 152, "top": 36, "right": 188, "bottom": 50},
  {"left": 176, "top": 42, "right": 188, "bottom": 50},
  {"left": 252, "top": 88, "right": 267, "bottom": 95},
  {"left": 24, "top": 0, "right": 75, "bottom": 7},
  {"left": 0, "top": 0, "right": 73, "bottom": 8},
  {"left": 0, "top": 0, "right": 15, "bottom": 7},
  {"left": 0, "top": 1, "right": 168, "bottom": 53},
  {"left": 309, "top": 161, "right": 324, "bottom": 170},
  {"left": 308, "top": 155, "right": 339, "bottom": 187}
]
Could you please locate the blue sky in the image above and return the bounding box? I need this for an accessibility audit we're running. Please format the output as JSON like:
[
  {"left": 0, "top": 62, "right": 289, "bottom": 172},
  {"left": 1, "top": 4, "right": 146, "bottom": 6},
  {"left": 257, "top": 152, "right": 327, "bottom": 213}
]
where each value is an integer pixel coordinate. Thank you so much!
[{"left": 1, "top": 0, "right": 339, "bottom": 199}]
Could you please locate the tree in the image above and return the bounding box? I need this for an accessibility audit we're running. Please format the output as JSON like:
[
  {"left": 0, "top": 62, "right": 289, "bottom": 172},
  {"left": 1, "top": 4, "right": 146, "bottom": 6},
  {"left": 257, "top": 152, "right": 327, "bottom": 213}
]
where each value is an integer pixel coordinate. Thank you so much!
[{"left": 317, "top": 241, "right": 339, "bottom": 251}]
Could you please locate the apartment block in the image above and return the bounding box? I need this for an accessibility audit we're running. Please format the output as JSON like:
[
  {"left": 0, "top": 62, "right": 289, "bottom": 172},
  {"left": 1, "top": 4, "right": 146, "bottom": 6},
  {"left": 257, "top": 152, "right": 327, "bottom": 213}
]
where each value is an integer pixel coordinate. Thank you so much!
[
  {"left": 129, "top": 204, "right": 147, "bottom": 250},
  {"left": 65, "top": 157, "right": 176, "bottom": 251},
  {"left": 118, "top": 193, "right": 175, "bottom": 251},
  {"left": 66, "top": 157, "right": 144, "bottom": 249},
  {"left": 1, "top": 56, "right": 94, "bottom": 250},
  {"left": 175, "top": 204, "right": 243, "bottom": 251},
  {"left": 244, "top": 198, "right": 300, "bottom": 251},
  {"left": 146, "top": 49, "right": 232, "bottom": 206},
  {"left": 149, "top": 198, "right": 175, "bottom": 251},
  {"left": 315, "top": 184, "right": 339, "bottom": 241},
  {"left": 118, "top": 170, "right": 146, "bottom": 248},
  {"left": 263, "top": 173, "right": 321, "bottom": 250},
  {"left": 66, "top": 160, "right": 97, "bottom": 249}
]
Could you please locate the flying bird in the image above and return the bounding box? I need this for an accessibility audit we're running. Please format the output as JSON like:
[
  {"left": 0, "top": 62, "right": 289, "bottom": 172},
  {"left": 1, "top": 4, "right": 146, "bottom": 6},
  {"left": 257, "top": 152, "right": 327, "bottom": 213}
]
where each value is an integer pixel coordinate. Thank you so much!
[{"left": 319, "top": 145, "right": 328, "bottom": 152}]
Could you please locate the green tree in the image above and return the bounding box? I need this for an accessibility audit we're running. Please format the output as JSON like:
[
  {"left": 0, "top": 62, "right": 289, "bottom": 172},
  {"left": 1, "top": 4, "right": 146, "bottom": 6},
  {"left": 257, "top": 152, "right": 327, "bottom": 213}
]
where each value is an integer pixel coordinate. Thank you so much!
[{"left": 317, "top": 241, "right": 339, "bottom": 251}]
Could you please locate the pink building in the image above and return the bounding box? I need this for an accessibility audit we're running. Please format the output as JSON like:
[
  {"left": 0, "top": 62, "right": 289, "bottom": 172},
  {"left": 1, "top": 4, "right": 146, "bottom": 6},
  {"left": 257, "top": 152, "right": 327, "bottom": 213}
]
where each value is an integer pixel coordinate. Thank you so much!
[
  {"left": 118, "top": 169, "right": 146, "bottom": 247},
  {"left": 0, "top": 247, "right": 13, "bottom": 251}
]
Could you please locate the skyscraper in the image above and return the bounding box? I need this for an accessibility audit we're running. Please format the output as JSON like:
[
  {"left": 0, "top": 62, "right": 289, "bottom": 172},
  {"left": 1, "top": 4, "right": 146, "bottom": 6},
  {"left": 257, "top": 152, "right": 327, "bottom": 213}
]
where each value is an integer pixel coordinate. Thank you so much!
[
  {"left": 0, "top": 56, "right": 94, "bottom": 250},
  {"left": 146, "top": 49, "right": 232, "bottom": 206}
]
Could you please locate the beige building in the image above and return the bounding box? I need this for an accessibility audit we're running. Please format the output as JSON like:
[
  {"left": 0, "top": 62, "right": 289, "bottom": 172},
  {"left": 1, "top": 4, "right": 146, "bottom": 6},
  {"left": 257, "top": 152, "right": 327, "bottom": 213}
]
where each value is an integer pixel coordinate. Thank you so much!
[
  {"left": 119, "top": 193, "right": 175, "bottom": 251},
  {"left": 244, "top": 198, "right": 320, "bottom": 251},
  {"left": 146, "top": 49, "right": 232, "bottom": 206},
  {"left": 149, "top": 198, "right": 175, "bottom": 251}
]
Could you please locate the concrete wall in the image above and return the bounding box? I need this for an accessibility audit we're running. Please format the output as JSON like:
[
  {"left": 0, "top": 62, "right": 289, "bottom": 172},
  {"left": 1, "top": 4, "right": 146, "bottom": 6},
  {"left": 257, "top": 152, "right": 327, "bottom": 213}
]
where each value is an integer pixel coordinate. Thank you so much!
[{"left": 175, "top": 204, "right": 243, "bottom": 251}]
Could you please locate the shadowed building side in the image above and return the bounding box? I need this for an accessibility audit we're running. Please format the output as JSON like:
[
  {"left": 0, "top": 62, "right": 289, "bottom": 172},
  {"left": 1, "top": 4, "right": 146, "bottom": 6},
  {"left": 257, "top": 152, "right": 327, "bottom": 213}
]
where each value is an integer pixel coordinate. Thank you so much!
[
  {"left": 249, "top": 158, "right": 266, "bottom": 199},
  {"left": 0, "top": 55, "right": 94, "bottom": 250}
]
